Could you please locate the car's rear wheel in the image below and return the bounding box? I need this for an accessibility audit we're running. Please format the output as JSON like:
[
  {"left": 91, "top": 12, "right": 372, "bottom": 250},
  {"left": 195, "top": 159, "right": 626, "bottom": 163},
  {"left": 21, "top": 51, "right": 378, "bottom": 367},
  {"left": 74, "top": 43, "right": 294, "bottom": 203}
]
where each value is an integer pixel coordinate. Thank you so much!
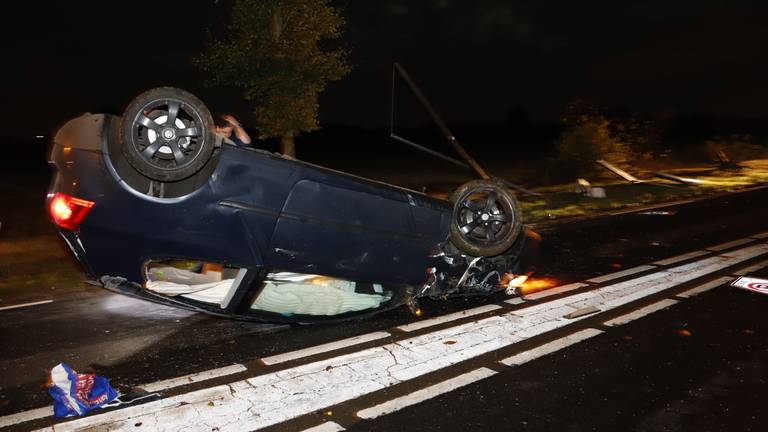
[
  {"left": 449, "top": 179, "right": 523, "bottom": 256},
  {"left": 121, "top": 87, "right": 215, "bottom": 182}
]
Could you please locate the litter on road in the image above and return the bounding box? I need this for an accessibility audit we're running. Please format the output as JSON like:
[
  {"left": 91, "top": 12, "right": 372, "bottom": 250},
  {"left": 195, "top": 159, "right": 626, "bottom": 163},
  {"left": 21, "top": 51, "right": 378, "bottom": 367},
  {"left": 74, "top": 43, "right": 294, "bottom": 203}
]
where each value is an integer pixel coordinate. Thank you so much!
[
  {"left": 731, "top": 276, "right": 768, "bottom": 295},
  {"left": 47, "top": 363, "right": 118, "bottom": 418}
]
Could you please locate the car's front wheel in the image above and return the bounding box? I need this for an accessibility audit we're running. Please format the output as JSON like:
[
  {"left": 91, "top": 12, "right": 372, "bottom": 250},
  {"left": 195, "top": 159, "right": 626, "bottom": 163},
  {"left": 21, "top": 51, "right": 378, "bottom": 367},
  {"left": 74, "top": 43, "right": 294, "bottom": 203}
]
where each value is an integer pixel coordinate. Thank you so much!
[
  {"left": 449, "top": 179, "right": 523, "bottom": 256},
  {"left": 120, "top": 87, "right": 215, "bottom": 182}
]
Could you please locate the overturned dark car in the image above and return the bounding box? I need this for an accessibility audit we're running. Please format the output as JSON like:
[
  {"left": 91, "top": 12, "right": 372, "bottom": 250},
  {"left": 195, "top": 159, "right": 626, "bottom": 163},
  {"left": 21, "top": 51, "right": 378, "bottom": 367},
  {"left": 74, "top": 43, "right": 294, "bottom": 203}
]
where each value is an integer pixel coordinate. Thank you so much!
[{"left": 48, "top": 87, "right": 535, "bottom": 322}]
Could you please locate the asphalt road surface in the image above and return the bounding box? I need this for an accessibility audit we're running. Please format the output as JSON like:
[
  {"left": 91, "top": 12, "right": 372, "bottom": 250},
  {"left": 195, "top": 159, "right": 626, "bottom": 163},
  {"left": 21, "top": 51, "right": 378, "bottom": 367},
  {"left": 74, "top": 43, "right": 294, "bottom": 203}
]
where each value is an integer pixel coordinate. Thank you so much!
[{"left": 2, "top": 186, "right": 768, "bottom": 431}]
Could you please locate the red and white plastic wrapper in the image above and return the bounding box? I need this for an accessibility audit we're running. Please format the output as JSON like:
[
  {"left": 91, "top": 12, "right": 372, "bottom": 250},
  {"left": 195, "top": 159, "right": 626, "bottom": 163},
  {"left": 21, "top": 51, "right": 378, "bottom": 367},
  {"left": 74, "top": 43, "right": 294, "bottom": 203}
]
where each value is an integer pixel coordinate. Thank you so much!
[{"left": 731, "top": 276, "right": 768, "bottom": 295}]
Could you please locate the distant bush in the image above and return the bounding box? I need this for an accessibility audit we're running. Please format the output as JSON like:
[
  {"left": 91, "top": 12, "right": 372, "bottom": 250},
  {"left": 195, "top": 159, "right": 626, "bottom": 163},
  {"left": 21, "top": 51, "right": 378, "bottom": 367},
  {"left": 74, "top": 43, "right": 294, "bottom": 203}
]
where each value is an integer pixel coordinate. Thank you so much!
[
  {"left": 550, "top": 101, "right": 643, "bottom": 181},
  {"left": 703, "top": 134, "right": 764, "bottom": 164}
]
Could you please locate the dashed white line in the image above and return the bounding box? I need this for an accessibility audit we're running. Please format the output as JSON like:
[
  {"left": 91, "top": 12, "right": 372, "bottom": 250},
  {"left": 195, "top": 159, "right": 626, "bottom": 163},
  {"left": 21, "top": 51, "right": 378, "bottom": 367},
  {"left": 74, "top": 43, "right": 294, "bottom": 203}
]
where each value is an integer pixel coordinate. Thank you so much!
[
  {"left": 0, "top": 299, "right": 53, "bottom": 311},
  {"left": 31, "top": 242, "right": 768, "bottom": 432},
  {"left": 301, "top": 421, "right": 346, "bottom": 432},
  {"left": 261, "top": 332, "right": 391, "bottom": 365},
  {"left": 356, "top": 367, "right": 497, "bottom": 419},
  {"left": 586, "top": 265, "right": 657, "bottom": 284},
  {"left": 395, "top": 304, "right": 501, "bottom": 332},
  {"left": 499, "top": 328, "right": 603, "bottom": 366},
  {"left": 522, "top": 282, "right": 588, "bottom": 300},
  {"left": 719, "top": 244, "right": 768, "bottom": 258},
  {"left": 138, "top": 363, "right": 248, "bottom": 393},
  {"left": 706, "top": 238, "right": 754, "bottom": 252},
  {"left": 603, "top": 299, "right": 679, "bottom": 326},
  {"left": 732, "top": 259, "right": 768, "bottom": 276},
  {"left": 676, "top": 276, "right": 732, "bottom": 298},
  {"left": 653, "top": 250, "right": 709, "bottom": 266},
  {"left": 0, "top": 406, "right": 52, "bottom": 429},
  {"left": 505, "top": 297, "right": 526, "bottom": 305}
]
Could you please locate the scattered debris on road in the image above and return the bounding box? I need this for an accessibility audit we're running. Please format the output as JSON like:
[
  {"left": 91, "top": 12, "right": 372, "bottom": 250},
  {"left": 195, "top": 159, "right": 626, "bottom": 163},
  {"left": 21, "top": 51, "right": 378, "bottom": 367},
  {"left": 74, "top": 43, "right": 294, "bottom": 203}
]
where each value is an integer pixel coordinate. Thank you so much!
[
  {"left": 731, "top": 276, "right": 768, "bottom": 295},
  {"left": 47, "top": 363, "right": 117, "bottom": 418},
  {"left": 563, "top": 305, "right": 601, "bottom": 319}
]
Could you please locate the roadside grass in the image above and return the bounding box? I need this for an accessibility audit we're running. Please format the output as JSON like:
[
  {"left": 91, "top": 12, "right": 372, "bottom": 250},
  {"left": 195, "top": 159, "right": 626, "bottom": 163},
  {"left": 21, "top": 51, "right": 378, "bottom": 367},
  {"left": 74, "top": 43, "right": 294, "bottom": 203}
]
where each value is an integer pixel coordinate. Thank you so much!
[
  {"left": 0, "top": 235, "right": 89, "bottom": 298},
  {"left": 0, "top": 174, "right": 90, "bottom": 299},
  {"left": 522, "top": 159, "right": 768, "bottom": 222},
  {"left": 519, "top": 183, "right": 709, "bottom": 221},
  {"left": 420, "top": 159, "right": 768, "bottom": 223}
]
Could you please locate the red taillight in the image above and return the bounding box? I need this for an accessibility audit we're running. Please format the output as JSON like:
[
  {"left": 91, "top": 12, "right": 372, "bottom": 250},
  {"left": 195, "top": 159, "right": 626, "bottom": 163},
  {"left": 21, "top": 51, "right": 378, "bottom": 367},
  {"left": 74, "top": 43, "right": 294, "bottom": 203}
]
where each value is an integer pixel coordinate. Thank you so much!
[{"left": 49, "top": 192, "right": 95, "bottom": 231}]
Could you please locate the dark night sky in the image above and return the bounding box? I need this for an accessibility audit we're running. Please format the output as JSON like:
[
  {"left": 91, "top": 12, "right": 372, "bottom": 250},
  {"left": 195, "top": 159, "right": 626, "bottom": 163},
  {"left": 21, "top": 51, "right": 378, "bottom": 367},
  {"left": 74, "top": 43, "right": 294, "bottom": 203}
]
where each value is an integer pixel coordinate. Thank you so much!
[{"left": 3, "top": 0, "right": 768, "bottom": 139}]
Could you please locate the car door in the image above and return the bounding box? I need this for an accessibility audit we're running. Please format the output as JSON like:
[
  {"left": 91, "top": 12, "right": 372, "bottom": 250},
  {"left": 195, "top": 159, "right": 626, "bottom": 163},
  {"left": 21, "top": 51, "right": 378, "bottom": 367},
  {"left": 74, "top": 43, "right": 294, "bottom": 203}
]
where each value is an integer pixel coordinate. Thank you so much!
[{"left": 267, "top": 174, "right": 442, "bottom": 285}]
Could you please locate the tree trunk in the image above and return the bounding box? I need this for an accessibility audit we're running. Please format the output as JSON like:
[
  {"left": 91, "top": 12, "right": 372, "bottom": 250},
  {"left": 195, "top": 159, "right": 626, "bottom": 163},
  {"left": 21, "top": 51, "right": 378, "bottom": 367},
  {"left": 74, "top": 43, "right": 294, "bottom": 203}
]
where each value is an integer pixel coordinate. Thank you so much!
[
  {"left": 280, "top": 134, "right": 295, "bottom": 157},
  {"left": 272, "top": 9, "right": 293, "bottom": 157},
  {"left": 269, "top": 7, "right": 282, "bottom": 41}
]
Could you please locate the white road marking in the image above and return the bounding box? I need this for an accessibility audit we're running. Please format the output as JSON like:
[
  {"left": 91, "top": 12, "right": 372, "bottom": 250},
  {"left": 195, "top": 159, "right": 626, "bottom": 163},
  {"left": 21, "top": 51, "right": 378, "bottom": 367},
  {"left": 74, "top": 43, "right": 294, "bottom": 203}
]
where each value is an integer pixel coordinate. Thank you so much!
[
  {"left": 522, "top": 282, "right": 588, "bottom": 300},
  {"left": 603, "top": 299, "right": 679, "bottom": 326},
  {"left": 395, "top": 305, "right": 501, "bottom": 332},
  {"left": 505, "top": 297, "right": 526, "bottom": 305},
  {"left": 586, "top": 265, "right": 657, "bottom": 284},
  {"left": 33, "top": 243, "right": 768, "bottom": 432},
  {"left": 499, "top": 328, "right": 603, "bottom": 366},
  {"left": 301, "top": 421, "right": 346, "bottom": 432},
  {"left": 706, "top": 238, "right": 754, "bottom": 252},
  {"left": 677, "top": 276, "right": 733, "bottom": 298},
  {"left": 261, "top": 332, "right": 391, "bottom": 365},
  {"left": 356, "top": 367, "right": 497, "bottom": 419},
  {"left": 0, "top": 406, "right": 52, "bottom": 429},
  {"left": 720, "top": 243, "right": 768, "bottom": 258},
  {"left": 653, "top": 250, "right": 709, "bottom": 266},
  {"left": 732, "top": 259, "right": 768, "bottom": 276},
  {"left": 750, "top": 231, "right": 768, "bottom": 239},
  {"left": 0, "top": 299, "right": 53, "bottom": 311},
  {"left": 138, "top": 364, "right": 248, "bottom": 393}
]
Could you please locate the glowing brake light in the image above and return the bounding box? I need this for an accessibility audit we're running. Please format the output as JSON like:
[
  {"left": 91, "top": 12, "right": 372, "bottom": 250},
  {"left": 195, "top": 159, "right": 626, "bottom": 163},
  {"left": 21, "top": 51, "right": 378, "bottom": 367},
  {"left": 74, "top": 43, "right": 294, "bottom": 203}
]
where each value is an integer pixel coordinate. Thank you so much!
[{"left": 49, "top": 193, "right": 95, "bottom": 231}]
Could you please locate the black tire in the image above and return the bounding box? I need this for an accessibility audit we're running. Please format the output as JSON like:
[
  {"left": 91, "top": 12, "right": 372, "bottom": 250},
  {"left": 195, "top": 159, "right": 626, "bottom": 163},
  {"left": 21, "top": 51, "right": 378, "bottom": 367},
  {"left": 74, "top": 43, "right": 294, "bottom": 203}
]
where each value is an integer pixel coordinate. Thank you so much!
[
  {"left": 121, "top": 87, "right": 215, "bottom": 182},
  {"left": 449, "top": 179, "right": 523, "bottom": 256}
]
